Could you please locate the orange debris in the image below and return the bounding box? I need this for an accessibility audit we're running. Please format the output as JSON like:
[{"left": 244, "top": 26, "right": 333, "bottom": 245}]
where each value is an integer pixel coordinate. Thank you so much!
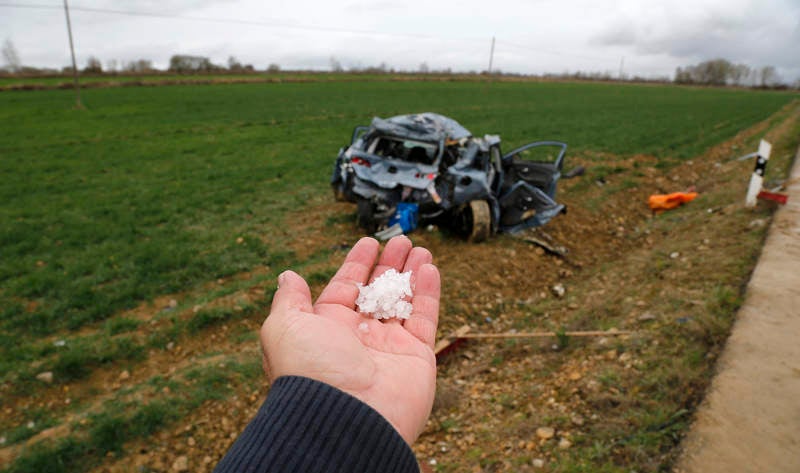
[{"left": 648, "top": 192, "right": 698, "bottom": 212}]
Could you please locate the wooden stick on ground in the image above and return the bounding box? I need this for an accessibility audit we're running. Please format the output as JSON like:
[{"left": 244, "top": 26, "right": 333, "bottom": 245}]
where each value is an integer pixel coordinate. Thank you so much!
[
  {"left": 434, "top": 324, "right": 631, "bottom": 356},
  {"left": 434, "top": 324, "right": 472, "bottom": 356},
  {"left": 462, "top": 330, "right": 631, "bottom": 339}
]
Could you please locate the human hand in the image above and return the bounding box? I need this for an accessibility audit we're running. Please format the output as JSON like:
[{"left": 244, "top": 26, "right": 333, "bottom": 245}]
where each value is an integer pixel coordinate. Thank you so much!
[{"left": 260, "top": 236, "right": 440, "bottom": 445}]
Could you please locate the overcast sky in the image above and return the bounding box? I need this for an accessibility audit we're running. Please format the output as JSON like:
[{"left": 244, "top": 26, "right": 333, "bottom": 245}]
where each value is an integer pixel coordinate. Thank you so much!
[{"left": 2, "top": 0, "right": 799, "bottom": 82}]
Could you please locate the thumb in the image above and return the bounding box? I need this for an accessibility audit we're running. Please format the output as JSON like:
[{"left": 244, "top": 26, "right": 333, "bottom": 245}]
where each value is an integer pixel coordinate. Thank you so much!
[
  {"left": 270, "top": 270, "right": 314, "bottom": 315},
  {"left": 262, "top": 271, "right": 313, "bottom": 379}
]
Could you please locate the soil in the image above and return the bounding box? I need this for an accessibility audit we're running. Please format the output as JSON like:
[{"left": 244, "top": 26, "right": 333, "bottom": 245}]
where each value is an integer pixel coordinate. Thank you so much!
[
  {"left": 675, "top": 145, "right": 800, "bottom": 473},
  {"left": 2, "top": 101, "right": 798, "bottom": 473}
]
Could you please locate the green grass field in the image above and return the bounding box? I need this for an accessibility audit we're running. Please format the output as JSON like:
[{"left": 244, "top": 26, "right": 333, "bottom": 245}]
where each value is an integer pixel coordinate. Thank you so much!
[
  {"left": 0, "top": 79, "right": 797, "bottom": 472},
  {"left": 1, "top": 80, "right": 793, "bottom": 368}
]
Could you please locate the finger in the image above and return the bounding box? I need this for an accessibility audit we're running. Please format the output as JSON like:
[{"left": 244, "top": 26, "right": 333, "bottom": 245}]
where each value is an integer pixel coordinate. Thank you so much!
[
  {"left": 262, "top": 271, "right": 312, "bottom": 378},
  {"left": 379, "top": 246, "right": 433, "bottom": 326},
  {"left": 377, "top": 246, "right": 433, "bottom": 325},
  {"left": 403, "top": 246, "right": 433, "bottom": 275},
  {"left": 370, "top": 235, "right": 412, "bottom": 282},
  {"left": 403, "top": 263, "right": 440, "bottom": 349},
  {"left": 270, "top": 270, "right": 313, "bottom": 314},
  {"left": 315, "top": 237, "right": 380, "bottom": 309},
  {"left": 369, "top": 236, "right": 415, "bottom": 325}
]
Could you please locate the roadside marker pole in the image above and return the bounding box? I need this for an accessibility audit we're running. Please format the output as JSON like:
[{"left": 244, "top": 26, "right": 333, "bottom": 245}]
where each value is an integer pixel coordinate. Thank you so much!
[{"left": 745, "top": 139, "right": 772, "bottom": 208}]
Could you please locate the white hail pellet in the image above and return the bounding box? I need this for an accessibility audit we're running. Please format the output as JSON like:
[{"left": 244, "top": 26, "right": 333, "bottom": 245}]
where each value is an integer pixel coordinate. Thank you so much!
[{"left": 356, "top": 269, "right": 413, "bottom": 319}]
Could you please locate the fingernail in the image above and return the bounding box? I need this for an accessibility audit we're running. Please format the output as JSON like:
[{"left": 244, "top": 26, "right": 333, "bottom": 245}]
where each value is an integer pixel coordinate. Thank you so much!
[{"left": 277, "top": 271, "right": 288, "bottom": 288}]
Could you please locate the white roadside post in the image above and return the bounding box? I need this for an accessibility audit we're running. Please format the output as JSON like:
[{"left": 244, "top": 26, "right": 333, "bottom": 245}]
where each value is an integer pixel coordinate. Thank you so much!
[{"left": 745, "top": 139, "right": 772, "bottom": 208}]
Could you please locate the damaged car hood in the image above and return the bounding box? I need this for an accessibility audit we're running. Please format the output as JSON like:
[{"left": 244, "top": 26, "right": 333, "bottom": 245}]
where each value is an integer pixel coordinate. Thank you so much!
[{"left": 370, "top": 112, "right": 472, "bottom": 143}]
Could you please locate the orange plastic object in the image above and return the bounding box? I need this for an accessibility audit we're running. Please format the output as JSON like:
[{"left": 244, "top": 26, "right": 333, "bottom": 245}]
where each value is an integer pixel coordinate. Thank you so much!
[{"left": 648, "top": 192, "right": 698, "bottom": 212}]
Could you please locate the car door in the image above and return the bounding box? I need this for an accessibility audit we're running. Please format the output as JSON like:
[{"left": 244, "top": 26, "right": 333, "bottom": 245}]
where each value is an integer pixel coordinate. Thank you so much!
[
  {"left": 501, "top": 141, "right": 567, "bottom": 198},
  {"left": 497, "top": 141, "right": 567, "bottom": 232}
]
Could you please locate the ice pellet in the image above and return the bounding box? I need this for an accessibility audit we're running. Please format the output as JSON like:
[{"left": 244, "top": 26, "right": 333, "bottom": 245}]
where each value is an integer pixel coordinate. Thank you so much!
[{"left": 356, "top": 269, "right": 413, "bottom": 319}]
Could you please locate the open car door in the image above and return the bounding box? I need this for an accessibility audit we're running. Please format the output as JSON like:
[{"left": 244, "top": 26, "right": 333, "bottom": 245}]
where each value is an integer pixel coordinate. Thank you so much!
[{"left": 497, "top": 141, "right": 567, "bottom": 232}]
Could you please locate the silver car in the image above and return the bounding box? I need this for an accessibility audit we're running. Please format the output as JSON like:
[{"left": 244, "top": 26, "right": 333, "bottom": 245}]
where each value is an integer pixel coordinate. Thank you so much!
[{"left": 331, "top": 113, "right": 569, "bottom": 241}]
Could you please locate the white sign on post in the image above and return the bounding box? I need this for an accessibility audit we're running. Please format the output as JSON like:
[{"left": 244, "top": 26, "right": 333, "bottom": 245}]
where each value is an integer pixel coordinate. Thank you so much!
[{"left": 745, "top": 139, "right": 772, "bottom": 208}]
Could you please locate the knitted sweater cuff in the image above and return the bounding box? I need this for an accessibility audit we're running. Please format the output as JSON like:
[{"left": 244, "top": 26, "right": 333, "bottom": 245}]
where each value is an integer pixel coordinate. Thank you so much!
[{"left": 214, "top": 375, "right": 419, "bottom": 473}]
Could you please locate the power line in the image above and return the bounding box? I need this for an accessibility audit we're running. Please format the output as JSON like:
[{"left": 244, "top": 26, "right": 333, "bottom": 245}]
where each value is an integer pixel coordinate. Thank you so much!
[
  {"left": 0, "top": 2, "right": 481, "bottom": 43},
  {"left": 1, "top": 2, "right": 622, "bottom": 73},
  {"left": 497, "top": 39, "right": 615, "bottom": 64}
]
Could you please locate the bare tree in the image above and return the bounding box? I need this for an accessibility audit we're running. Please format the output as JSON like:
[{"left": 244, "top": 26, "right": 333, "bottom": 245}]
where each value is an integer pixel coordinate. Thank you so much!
[
  {"left": 418, "top": 62, "right": 429, "bottom": 73},
  {"left": 124, "top": 59, "right": 154, "bottom": 73},
  {"left": 227, "top": 56, "right": 242, "bottom": 71},
  {"left": 759, "top": 66, "right": 778, "bottom": 87},
  {"left": 2, "top": 39, "right": 21, "bottom": 73},
  {"left": 267, "top": 63, "right": 281, "bottom": 73},
  {"left": 329, "top": 56, "right": 343, "bottom": 72},
  {"left": 169, "top": 55, "right": 219, "bottom": 73},
  {"left": 674, "top": 67, "right": 691, "bottom": 84},
  {"left": 688, "top": 58, "right": 732, "bottom": 85},
  {"left": 729, "top": 64, "right": 750, "bottom": 86},
  {"left": 106, "top": 59, "right": 118, "bottom": 72},
  {"left": 84, "top": 56, "right": 102, "bottom": 74},
  {"left": 674, "top": 59, "right": 766, "bottom": 87}
]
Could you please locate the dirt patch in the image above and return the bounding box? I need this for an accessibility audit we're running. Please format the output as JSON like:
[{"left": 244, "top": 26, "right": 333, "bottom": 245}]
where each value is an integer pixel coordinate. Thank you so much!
[
  {"left": 4, "top": 102, "right": 799, "bottom": 472},
  {"left": 675, "top": 142, "right": 800, "bottom": 473}
]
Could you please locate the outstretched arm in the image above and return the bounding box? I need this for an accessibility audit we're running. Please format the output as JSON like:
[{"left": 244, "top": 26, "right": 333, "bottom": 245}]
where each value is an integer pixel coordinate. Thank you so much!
[
  {"left": 262, "top": 236, "right": 440, "bottom": 443},
  {"left": 215, "top": 236, "right": 440, "bottom": 472}
]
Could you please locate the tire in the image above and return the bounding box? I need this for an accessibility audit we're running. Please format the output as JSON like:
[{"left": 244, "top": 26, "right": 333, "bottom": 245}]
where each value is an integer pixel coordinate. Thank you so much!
[
  {"left": 466, "top": 200, "right": 491, "bottom": 242},
  {"left": 357, "top": 199, "right": 378, "bottom": 233},
  {"left": 332, "top": 184, "right": 346, "bottom": 202}
]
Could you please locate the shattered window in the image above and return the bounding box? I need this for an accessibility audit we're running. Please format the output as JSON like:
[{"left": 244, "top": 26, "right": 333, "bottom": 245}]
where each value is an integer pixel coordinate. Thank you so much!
[{"left": 369, "top": 137, "right": 438, "bottom": 165}]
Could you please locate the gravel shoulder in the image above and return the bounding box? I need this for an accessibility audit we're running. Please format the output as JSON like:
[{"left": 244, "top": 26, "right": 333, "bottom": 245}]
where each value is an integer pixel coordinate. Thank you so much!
[{"left": 675, "top": 143, "right": 800, "bottom": 473}]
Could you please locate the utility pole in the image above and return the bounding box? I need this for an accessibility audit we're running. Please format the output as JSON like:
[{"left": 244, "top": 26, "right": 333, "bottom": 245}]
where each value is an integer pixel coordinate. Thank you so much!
[
  {"left": 63, "top": 0, "right": 83, "bottom": 109},
  {"left": 487, "top": 36, "right": 495, "bottom": 74}
]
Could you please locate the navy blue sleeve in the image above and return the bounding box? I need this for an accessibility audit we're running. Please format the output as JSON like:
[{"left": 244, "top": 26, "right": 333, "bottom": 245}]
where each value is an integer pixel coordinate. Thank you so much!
[{"left": 213, "top": 376, "right": 420, "bottom": 473}]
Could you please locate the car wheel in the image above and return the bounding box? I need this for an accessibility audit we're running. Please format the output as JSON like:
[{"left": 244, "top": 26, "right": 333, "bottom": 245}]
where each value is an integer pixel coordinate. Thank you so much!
[
  {"left": 332, "top": 184, "right": 346, "bottom": 202},
  {"left": 357, "top": 199, "right": 378, "bottom": 233},
  {"left": 466, "top": 200, "right": 491, "bottom": 242}
]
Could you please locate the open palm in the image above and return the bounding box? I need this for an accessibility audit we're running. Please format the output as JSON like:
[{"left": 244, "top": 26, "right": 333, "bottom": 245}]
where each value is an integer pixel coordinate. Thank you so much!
[{"left": 260, "top": 236, "right": 440, "bottom": 445}]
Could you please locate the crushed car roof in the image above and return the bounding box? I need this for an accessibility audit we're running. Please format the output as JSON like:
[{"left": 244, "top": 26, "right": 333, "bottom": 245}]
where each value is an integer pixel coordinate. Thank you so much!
[{"left": 370, "top": 112, "right": 472, "bottom": 143}]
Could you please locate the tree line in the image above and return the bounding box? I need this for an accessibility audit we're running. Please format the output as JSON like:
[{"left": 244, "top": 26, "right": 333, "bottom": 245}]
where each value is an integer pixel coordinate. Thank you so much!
[
  {"left": 2, "top": 39, "right": 797, "bottom": 89},
  {"left": 675, "top": 59, "right": 781, "bottom": 87},
  {"left": 79, "top": 54, "right": 258, "bottom": 74}
]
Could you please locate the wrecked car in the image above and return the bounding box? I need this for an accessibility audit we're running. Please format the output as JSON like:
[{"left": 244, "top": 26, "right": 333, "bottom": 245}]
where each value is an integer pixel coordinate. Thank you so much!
[{"left": 331, "top": 112, "right": 569, "bottom": 241}]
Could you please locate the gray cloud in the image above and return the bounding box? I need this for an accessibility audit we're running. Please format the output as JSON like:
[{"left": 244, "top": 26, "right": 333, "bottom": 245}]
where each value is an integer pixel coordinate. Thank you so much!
[
  {"left": 594, "top": 23, "right": 637, "bottom": 46},
  {"left": 91, "top": 0, "right": 222, "bottom": 13},
  {"left": 2, "top": 0, "right": 798, "bottom": 81},
  {"left": 343, "top": 1, "right": 403, "bottom": 13},
  {"left": 590, "top": 0, "right": 799, "bottom": 80}
]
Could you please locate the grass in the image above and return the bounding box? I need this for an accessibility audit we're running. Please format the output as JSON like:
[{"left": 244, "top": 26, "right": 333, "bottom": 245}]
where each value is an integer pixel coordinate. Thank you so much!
[
  {"left": 4, "top": 358, "right": 260, "bottom": 473},
  {"left": 0, "top": 79, "right": 797, "bottom": 472},
  {"left": 0, "top": 81, "right": 786, "bottom": 354},
  {"left": 0, "top": 71, "right": 479, "bottom": 88},
  {"left": 2, "top": 409, "right": 58, "bottom": 445},
  {"left": 103, "top": 317, "right": 141, "bottom": 335},
  {"left": 187, "top": 304, "right": 257, "bottom": 334},
  {"left": 1, "top": 81, "right": 791, "bottom": 343},
  {"left": 425, "top": 101, "right": 798, "bottom": 472}
]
